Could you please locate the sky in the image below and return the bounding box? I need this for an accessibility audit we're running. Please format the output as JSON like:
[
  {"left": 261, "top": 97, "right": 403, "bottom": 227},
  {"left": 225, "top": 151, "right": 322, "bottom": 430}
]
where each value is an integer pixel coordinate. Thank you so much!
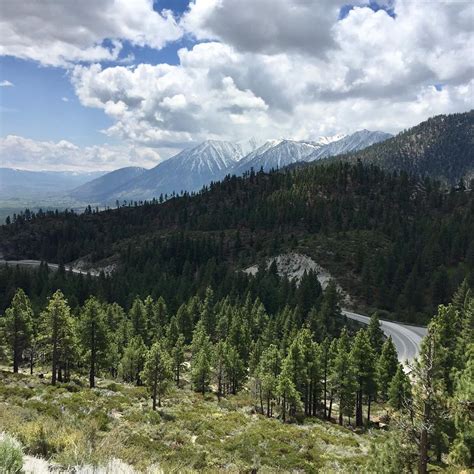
[{"left": 0, "top": 0, "right": 472, "bottom": 171}]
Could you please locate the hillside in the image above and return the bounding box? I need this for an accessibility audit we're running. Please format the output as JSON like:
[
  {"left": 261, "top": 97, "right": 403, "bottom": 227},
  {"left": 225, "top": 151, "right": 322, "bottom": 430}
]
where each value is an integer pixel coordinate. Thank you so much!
[
  {"left": 70, "top": 166, "right": 147, "bottom": 202},
  {"left": 1, "top": 161, "right": 472, "bottom": 323},
  {"left": 0, "top": 367, "right": 373, "bottom": 472},
  {"left": 322, "top": 111, "right": 474, "bottom": 185}
]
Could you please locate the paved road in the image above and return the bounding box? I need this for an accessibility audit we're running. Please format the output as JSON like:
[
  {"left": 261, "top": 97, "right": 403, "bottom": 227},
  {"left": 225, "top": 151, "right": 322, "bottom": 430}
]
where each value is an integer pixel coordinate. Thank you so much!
[
  {"left": 343, "top": 309, "right": 427, "bottom": 364},
  {"left": 0, "top": 259, "right": 98, "bottom": 276}
]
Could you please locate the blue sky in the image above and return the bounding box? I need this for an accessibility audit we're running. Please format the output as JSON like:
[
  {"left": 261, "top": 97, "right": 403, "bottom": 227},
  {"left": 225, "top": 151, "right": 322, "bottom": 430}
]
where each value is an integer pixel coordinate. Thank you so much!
[
  {"left": 0, "top": 0, "right": 471, "bottom": 171},
  {"left": 0, "top": 0, "right": 193, "bottom": 147}
]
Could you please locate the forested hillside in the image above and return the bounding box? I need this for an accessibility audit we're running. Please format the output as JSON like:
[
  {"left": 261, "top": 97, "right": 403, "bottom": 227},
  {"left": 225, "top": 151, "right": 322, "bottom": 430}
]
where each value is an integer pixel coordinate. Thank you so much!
[
  {"left": 322, "top": 111, "right": 474, "bottom": 185},
  {"left": 1, "top": 162, "right": 473, "bottom": 322},
  {"left": 0, "top": 270, "right": 472, "bottom": 471}
]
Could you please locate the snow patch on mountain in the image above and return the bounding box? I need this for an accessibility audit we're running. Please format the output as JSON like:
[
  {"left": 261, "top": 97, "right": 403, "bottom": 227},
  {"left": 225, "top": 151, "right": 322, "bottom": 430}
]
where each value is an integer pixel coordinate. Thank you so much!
[
  {"left": 311, "top": 133, "right": 347, "bottom": 147},
  {"left": 308, "top": 130, "right": 392, "bottom": 161}
]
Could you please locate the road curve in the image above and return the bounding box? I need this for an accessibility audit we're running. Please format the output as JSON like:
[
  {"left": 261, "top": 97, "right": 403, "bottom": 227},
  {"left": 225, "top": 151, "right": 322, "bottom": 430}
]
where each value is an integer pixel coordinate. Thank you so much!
[
  {"left": 342, "top": 309, "right": 427, "bottom": 364},
  {"left": 0, "top": 259, "right": 98, "bottom": 276}
]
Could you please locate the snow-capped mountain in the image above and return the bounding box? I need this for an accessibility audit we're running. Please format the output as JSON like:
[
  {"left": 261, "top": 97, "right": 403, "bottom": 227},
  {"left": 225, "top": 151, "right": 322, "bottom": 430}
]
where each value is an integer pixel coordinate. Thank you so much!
[
  {"left": 307, "top": 130, "right": 392, "bottom": 161},
  {"left": 232, "top": 139, "right": 318, "bottom": 175},
  {"left": 310, "top": 133, "right": 347, "bottom": 147},
  {"left": 109, "top": 140, "right": 244, "bottom": 201},
  {"left": 72, "top": 130, "right": 391, "bottom": 203},
  {"left": 236, "top": 137, "right": 264, "bottom": 157}
]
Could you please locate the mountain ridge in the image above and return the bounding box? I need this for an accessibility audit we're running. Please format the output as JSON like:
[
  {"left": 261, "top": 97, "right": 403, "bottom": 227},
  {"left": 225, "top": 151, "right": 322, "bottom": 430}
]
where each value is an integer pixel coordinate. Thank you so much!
[
  {"left": 318, "top": 111, "right": 473, "bottom": 185},
  {"left": 86, "top": 129, "right": 390, "bottom": 203}
]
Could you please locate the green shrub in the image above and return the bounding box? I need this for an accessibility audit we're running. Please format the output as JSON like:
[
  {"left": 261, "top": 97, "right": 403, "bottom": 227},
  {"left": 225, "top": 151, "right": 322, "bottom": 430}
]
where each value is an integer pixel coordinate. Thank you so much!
[{"left": 0, "top": 433, "right": 23, "bottom": 474}]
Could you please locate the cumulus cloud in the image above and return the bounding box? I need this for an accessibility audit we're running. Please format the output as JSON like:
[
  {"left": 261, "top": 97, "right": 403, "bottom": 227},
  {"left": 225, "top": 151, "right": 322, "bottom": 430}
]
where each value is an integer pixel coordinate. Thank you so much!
[
  {"left": 0, "top": 80, "right": 14, "bottom": 87},
  {"left": 71, "top": 0, "right": 474, "bottom": 146},
  {"left": 0, "top": 135, "right": 163, "bottom": 171},
  {"left": 71, "top": 44, "right": 272, "bottom": 147},
  {"left": 0, "top": 0, "right": 182, "bottom": 66},
  {"left": 183, "top": 0, "right": 348, "bottom": 57},
  {"left": 2, "top": 0, "right": 473, "bottom": 170}
]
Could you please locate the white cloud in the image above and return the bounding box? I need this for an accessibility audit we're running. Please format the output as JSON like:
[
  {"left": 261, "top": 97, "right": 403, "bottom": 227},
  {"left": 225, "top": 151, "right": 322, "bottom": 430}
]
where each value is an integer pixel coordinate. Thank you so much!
[
  {"left": 61, "top": 97, "right": 69, "bottom": 102},
  {"left": 0, "top": 135, "right": 163, "bottom": 171},
  {"left": 182, "top": 0, "right": 348, "bottom": 57},
  {"left": 0, "top": 80, "right": 13, "bottom": 87},
  {"left": 0, "top": 0, "right": 182, "bottom": 66},
  {"left": 71, "top": 0, "right": 474, "bottom": 147},
  {"left": 2, "top": 0, "right": 473, "bottom": 170}
]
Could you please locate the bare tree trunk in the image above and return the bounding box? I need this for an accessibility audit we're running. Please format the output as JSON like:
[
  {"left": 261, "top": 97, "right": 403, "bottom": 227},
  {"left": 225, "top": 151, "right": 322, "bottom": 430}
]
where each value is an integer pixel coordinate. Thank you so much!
[
  {"left": 367, "top": 396, "right": 371, "bottom": 425},
  {"left": 152, "top": 380, "right": 157, "bottom": 410}
]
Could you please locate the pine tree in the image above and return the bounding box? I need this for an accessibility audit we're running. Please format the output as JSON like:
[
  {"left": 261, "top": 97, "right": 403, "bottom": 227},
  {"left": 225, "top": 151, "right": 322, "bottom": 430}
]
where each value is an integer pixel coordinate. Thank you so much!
[
  {"left": 388, "top": 364, "right": 411, "bottom": 411},
  {"left": 79, "top": 297, "right": 109, "bottom": 388},
  {"left": 409, "top": 330, "right": 447, "bottom": 474},
  {"left": 330, "top": 328, "right": 356, "bottom": 425},
  {"left": 367, "top": 312, "right": 384, "bottom": 354},
  {"left": 119, "top": 336, "right": 146, "bottom": 385},
  {"left": 351, "top": 329, "right": 376, "bottom": 426},
  {"left": 448, "top": 343, "right": 474, "bottom": 467},
  {"left": 171, "top": 334, "right": 186, "bottom": 387},
  {"left": 377, "top": 337, "right": 399, "bottom": 401},
  {"left": 41, "top": 290, "right": 75, "bottom": 385},
  {"left": 225, "top": 344, "right": 246, "bottom": 395},
  {"left": 277, "top": 355, "right": 302, "bottom": 423},
  {"left": 142, "top": 341, "right": 173, "bottom": 409},
  {"left": 256, "top": 344, "right": 281, "bottom": 417},
  {"left": 200, "top": 287, "right": 215, "bottom": 338},
  {"left": 319, "top": 281, "right": 342, "bottom": 337},
  {"left": 325, "top": 338, "right": 338, "bottom": 420},
  {"left": 129, "top": 297, "right": 147, "bottom": 342},
  {"left": 3, "top": 289, "right": 33, "bottom": 373},
  {"left": 213, "top": 340, "right": 228, "bottom": 400},
  {"left": 192, "top": 348, "right": 211, "bottom": 395}
]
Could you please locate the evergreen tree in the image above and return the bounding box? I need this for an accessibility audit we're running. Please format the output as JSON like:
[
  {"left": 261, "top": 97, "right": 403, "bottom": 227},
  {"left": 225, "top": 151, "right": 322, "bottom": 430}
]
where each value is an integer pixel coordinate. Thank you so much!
[
  {"left": 129, "top": 297, "right": 147, "bottom": 342},
  {"left": 225, "top": 344, "right": 246, "bottom": 395},
  {"left": 351, "top": 329, "right": 376, "bottom": 426},
  {"left": 367, "top": 312, "right": 384, "bottom": 354},
  {"left": 171, "top": 334, "right": 186, "bottom": 387},
  {"left": 277, "top": 355, "right": 302, "bottom": 423},
  {"left": 79, "top": 297, "right": 109, "bottom": 388},
  {"left": 388, "top": 364, "right": 411, "bottom": 411},
  {"left": 119, "top": 336, "right": 146, "bottom": 385},
  {"left": 256, "top": 344, "right": 281, "bottom": 417},
  {"left": 213, "top": 340, "right": 228, "bottom": 400},
  {"left": 192, "top": 348, "right": 211, "bottom": 395},
  {"left": 330, "top": 328, "right": 356, "bottom": 425},
  {"left": 142, "top": 341, "right": 173, "bottom": 409},
  {"left": 377, "top": 337, "right": 399, "bottom": 401},
  {"left": 3, "top": 289, "right": 33, "bottom": 373},
  {"left": 41, "top": 290, "right": 75, "bottom": 385},
  {"left": 448, "top": 343, "right": 474, "bottom": 467},
  {"left": 409, "top": 330, "right": 447, "bottom": 474},
  {"left": 200, "top": 287, "right": 215, "bottom": 338}
]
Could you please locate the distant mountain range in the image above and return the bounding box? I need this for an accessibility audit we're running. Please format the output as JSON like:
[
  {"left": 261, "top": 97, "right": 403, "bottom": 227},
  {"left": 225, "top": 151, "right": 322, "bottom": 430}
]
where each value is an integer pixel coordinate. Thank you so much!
[
  {"left": 0, "top": 168, "right": 105, "bottom": 199},
  {"left": 2, "top": 111, "right": 472, "bottom": 206},
  {"left": 76, "top": 129, "right": 391, "bottom": 203},
  {"left": 108, "top": 140, "right": 245, "bottom": 202}
]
